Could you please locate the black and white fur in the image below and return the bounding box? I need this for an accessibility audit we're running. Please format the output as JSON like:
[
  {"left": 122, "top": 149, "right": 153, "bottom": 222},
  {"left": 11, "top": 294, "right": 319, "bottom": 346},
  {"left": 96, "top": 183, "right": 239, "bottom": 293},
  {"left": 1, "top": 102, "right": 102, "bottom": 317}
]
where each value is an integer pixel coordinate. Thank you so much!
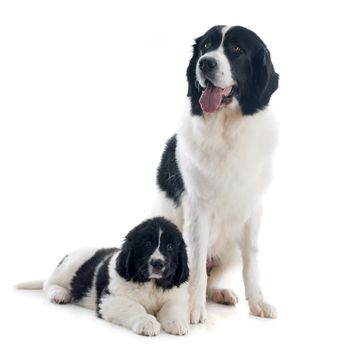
[
  {"left": 16, "top": 217, "right": 190, "bottom": 336},
  {"left": 152, "top": 26, "right": 279, "bottom": 323}
]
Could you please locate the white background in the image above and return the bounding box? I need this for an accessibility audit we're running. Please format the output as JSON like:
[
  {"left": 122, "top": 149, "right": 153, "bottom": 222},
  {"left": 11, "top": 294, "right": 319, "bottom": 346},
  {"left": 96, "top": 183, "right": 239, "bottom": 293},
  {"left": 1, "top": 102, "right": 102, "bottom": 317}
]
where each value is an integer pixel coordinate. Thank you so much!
[{"left": 1, "top": 0, "right": 349, "bottom": 349}]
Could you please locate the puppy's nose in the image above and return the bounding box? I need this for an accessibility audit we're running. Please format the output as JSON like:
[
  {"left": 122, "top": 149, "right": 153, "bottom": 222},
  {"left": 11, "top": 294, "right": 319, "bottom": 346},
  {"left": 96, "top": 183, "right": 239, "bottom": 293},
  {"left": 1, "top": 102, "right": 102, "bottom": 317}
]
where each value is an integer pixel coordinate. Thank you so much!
[
  {"left": 150, "top": 259, "right": 165, "bottom": 270},
  {"left": 199, "top": 57, "right": 217, "bottom": 73}
]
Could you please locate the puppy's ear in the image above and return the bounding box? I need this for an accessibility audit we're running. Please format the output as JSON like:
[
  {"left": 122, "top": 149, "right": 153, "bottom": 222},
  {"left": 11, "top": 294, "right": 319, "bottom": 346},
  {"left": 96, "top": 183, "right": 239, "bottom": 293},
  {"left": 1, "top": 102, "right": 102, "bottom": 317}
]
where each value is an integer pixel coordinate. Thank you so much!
[
  {"left": 116, "top": 242, "right": 135, "bottom": 281},
  {"left": 254, "top": 46, "right": 279, "bottom": 107},
  {"left": 173, "top": 241, "right": 189, "bottom": 287},
  {"left": 186, "top": 38, "right": 203, "bottom": 116}
]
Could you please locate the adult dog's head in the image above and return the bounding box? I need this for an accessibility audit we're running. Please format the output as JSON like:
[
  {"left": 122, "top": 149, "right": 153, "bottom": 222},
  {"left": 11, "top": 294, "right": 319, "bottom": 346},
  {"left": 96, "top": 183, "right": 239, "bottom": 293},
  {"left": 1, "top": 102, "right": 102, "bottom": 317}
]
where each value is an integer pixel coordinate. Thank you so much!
[
  {"left": 187, "top": 25, "right": 279, "bottom": 116},
  {"left": 116, "top": 217, "right": 189, "bottom": 289}
]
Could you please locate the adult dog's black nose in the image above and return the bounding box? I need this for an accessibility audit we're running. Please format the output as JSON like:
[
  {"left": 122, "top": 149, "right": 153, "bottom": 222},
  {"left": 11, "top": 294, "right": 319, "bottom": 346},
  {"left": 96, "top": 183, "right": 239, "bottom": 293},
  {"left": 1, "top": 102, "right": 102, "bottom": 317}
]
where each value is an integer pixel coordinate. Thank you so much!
[
  {"left": 150, "top": 259, "right": 165, "bottom": 270},
  {"left": 199, "top": 57, "right": 217, "bottom": 73}
]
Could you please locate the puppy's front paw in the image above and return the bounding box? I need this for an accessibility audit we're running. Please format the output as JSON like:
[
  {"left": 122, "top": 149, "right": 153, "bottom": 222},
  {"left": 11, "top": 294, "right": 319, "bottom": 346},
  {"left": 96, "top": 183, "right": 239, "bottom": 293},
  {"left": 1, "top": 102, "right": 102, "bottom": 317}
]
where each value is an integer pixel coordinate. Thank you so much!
[
  {"left": 132, "top": 315, "right": 161, "bottom": 336},
  {"left": 162, "top": 319, "right": 189, "bottom": 336},
  {"left": 189, "top": 303, "right": 207, "bottom": 324},
  {"left": 249, "top": 300, "right": 277, "bottom": 319},
  {"left": 208, "top": 288, "right": 239, "bottom": 305}
]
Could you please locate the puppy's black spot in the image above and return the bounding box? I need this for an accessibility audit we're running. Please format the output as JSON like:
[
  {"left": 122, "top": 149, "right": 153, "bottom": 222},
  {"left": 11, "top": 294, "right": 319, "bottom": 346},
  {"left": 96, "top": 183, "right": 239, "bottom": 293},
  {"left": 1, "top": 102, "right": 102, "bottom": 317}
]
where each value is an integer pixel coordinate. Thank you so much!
[
  {"left": 70, "top": 248, "right": 118, "bottom": 302},
  {"left": 157, "top": 135, "right": 185, "bottom": 206},
  {"left": 95, "top": 254, "right": 114, "bottom": 318},
  {"left": 57, "top": 254, "right": 68, "bottom": 267},
  {"left": 96, "top": 287, "right": 110, "bottom": 319},
  {"left": 95, "top": 254, "right": 114, "bottom": 309}
]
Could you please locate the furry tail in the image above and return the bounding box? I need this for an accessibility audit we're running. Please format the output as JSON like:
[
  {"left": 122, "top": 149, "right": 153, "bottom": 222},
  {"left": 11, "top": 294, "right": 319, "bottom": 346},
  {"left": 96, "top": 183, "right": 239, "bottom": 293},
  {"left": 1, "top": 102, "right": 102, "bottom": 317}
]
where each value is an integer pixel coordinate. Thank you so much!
[{"left": 14, "top": 280, "right": 44, "bottom": 290}]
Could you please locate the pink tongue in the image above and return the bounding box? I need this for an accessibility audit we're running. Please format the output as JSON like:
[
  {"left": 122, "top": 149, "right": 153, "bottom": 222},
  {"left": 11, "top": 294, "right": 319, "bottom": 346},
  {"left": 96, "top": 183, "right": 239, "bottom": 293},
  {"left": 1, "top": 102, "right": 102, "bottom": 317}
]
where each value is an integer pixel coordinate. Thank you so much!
[{"left": 199, "top": 84, "right": 232, "bottom": 113}]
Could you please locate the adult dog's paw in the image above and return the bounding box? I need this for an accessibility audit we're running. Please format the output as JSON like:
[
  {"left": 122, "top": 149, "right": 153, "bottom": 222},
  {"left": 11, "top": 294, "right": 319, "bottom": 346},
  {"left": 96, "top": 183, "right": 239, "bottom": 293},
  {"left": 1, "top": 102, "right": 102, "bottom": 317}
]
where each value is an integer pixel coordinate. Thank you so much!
[
  {"left": 249, "top": 300, "right": 277, "bottom": 319},
  {"left": 208, "top": 288, "right": 239, "bottom": 305},
  {"left": 132, "top": 315, "right": 161, "bottom": 336},
  {"left": 189, "top": 302, "right": 207, "bottom": 324},
  {"left": 161, "top": 319, "right": 189, "bottom": 336}
]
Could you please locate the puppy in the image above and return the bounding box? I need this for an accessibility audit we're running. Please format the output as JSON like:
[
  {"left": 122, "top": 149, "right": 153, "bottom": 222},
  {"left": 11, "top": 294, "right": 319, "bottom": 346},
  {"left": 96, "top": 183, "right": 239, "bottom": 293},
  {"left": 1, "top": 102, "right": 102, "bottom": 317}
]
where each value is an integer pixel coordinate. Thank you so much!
[
  {"left": 16, "top": 217, "right": 190, "bottom": 336},
  {"left": 152, "top": 25, "right": 279, "bottom": 323}
]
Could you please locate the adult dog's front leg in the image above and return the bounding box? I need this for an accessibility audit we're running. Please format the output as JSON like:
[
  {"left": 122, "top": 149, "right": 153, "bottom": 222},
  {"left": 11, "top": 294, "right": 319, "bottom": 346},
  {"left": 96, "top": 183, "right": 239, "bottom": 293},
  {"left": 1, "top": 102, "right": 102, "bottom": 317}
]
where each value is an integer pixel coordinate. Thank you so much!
[
  {"left": 183, "top": 200, "right": 209, "bottom": 324},
  {"left": 241, "top": 206, "right": 277, "bottom": 319}
]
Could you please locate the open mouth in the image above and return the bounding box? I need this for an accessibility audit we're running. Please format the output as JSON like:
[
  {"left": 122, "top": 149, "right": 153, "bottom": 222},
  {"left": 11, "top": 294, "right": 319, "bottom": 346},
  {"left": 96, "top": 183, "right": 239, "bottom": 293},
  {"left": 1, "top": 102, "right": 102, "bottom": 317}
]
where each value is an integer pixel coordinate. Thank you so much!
[{"left": 198, "top": 80, "right": 236, "bottom": 114}]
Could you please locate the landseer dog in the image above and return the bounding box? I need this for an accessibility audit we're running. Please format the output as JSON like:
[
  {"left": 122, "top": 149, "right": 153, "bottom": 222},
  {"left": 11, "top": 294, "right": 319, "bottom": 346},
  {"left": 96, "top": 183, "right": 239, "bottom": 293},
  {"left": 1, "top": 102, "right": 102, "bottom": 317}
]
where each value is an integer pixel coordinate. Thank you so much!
[
  {"left": 16, "top": 217, "right": 190, "bottom": 336},
  {"left": 152, "top": 25, "right": 279, "bottom": 323}
]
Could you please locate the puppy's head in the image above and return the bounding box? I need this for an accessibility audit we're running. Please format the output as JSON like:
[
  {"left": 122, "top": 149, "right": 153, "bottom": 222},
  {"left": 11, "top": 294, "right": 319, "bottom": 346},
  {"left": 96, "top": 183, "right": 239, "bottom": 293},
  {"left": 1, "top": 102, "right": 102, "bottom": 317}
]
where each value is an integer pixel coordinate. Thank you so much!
[
  {"left": 116, "top": 217, "right": 189, "bottom": 289},
  {"left": 187, "top": 25, "right": 279, "bottom": 116}
]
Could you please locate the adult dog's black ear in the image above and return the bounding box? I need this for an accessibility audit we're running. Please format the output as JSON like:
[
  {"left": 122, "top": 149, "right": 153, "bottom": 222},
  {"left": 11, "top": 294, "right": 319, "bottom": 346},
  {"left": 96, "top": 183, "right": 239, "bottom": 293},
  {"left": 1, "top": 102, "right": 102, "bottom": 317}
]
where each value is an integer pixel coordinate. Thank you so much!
[
  {"left": 116, "top": 242, "right": 135, "bottom": 281},
  {"left": 186, "top": 38, "right": 203, "bottom": 116},
  {"left": 173, "top": 241, "right": 189, "bottom": 287},
  {"left": 239, "top": 46, "right": 279, "bottom": 115},
  {"left": 254, "top": 46, "right": 279, "bottom": 108}
]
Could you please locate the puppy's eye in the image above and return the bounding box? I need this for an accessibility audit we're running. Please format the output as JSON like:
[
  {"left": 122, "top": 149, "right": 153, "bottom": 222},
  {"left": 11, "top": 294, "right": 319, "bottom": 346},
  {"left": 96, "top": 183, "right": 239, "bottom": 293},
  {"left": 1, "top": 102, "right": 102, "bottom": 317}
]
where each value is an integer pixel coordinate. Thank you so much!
[
  {"left": 231, "top": 44, "right": 242, "bottom": 54},
  {"left": 166, "top": 244, "right": 173, "bottom": 251},
  {"left": 145, "top": 241, "right": 152, "bottom": 248}
]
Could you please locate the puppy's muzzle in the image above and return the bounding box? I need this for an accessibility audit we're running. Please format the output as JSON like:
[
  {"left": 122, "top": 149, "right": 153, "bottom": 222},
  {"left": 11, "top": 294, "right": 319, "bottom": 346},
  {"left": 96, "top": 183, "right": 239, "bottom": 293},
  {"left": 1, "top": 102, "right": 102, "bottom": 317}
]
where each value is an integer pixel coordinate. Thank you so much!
[{"left": 150, "top": 259, "right": 165, "bottom": 272}]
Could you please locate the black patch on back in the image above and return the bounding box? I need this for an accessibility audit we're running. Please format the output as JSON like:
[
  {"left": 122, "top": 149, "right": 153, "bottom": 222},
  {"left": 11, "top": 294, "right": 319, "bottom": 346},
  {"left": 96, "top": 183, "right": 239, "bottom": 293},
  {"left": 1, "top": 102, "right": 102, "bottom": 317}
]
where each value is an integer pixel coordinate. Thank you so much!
[
  {"left": 156, "top": 135, "right": 185, "bottom": 206},
  {"left": 70, "top": 248, "right": 118, "bottom": 302}
]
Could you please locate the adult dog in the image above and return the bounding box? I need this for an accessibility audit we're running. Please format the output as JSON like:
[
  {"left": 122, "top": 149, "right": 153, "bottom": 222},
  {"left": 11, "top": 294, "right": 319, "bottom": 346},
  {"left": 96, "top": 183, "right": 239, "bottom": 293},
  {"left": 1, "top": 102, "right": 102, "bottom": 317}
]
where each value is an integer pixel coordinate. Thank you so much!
[{"left": 152, "top": 25, "right": 279, "bottom": 324}]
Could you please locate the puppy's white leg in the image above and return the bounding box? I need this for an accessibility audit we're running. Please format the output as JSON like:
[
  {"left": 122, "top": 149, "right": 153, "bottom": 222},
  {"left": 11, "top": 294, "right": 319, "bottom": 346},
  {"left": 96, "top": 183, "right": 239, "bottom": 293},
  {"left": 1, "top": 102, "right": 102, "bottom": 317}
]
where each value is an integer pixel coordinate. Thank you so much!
[
  {"left": 157, "top": 299, "right": 189, "bottom": 336},
  {"left": 241, "top": 206, "right": 277, "bottom": 318},
  {"left": 44, "top": 284, "right": 71, "bottom": 304},
  {"left": 207, "top": 265, "right": 239, "bottom": 305},
  {"left": 98, "top": 295, "right": 160, "bottom": 336},
  {"left": 43, "top": 248, "right": 97, "bottom": 304},
  {"left": 183, "top": 200, "right": 209, "bottom": 324}
]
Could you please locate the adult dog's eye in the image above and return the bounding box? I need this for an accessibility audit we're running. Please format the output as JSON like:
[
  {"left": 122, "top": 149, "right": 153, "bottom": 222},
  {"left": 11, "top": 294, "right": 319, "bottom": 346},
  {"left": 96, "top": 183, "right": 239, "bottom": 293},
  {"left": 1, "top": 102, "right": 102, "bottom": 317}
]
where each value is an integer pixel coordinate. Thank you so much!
[
  {"left": 203, "top": 41, "right": 211, "bottom": 49},
  {"left": 231, "top": 44, "right": 242, "bottom": 53},
  {"left": 166, "top": 244, "right": 173, "bottom": 251}
]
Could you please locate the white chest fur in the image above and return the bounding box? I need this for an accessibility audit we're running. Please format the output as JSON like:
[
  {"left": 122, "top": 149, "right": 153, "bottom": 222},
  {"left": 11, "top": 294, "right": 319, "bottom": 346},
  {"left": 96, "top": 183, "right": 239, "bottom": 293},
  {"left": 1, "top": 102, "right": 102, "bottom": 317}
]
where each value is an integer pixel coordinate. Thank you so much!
[
  {"left": 108, "top": 256, "right": 188, "bottom": 315},
  {"left": 178, "top": 107, "right": 277, "bottom": 205},
  {"left": 177, "top": 106, "right": 278, "bottom": 253}
]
